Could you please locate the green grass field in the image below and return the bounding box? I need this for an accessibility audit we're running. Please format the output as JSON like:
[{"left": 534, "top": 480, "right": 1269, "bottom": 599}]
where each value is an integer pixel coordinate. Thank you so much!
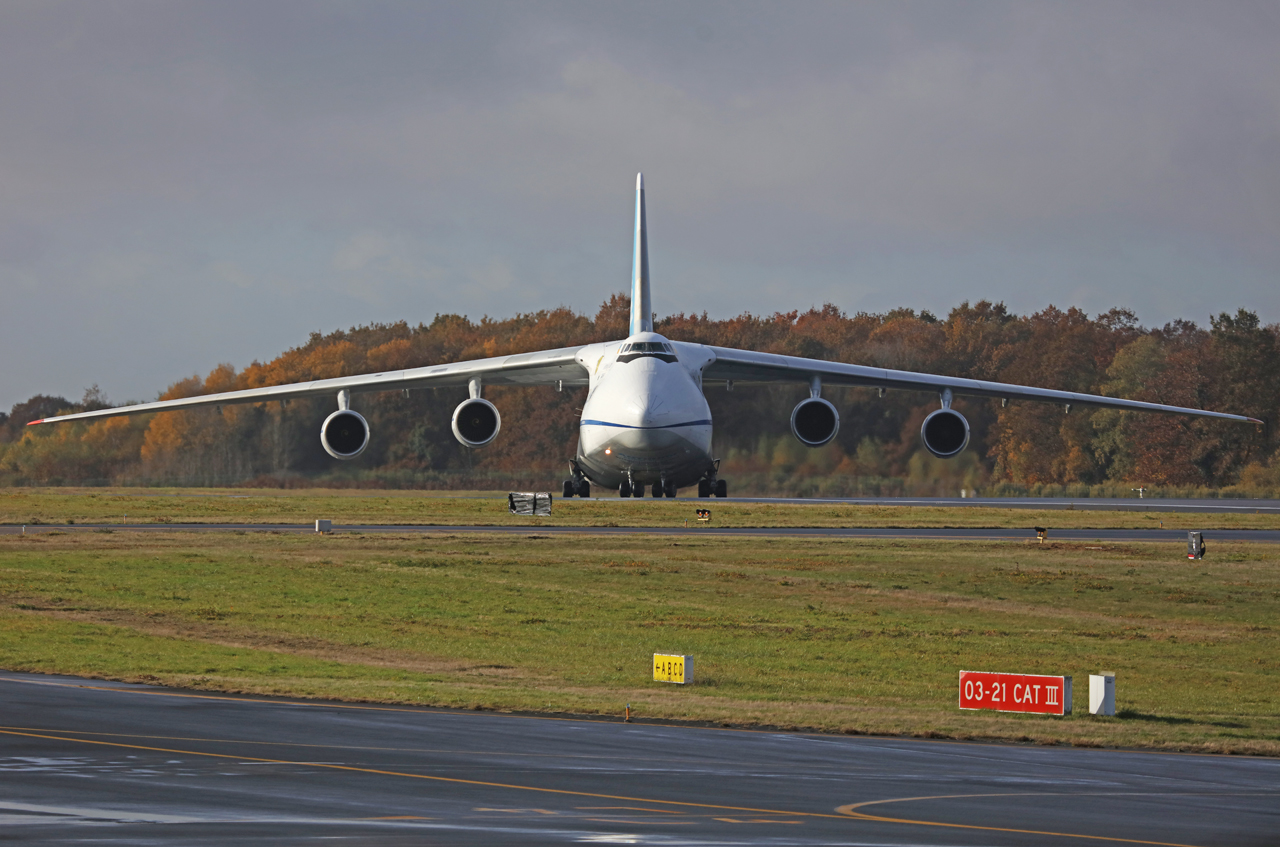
[
  {"left": 2, "top": 521, "right": 1276, "bottom": 754},
  {"left": 2, "top": 487, "right": 1278, "bottom": 530}
]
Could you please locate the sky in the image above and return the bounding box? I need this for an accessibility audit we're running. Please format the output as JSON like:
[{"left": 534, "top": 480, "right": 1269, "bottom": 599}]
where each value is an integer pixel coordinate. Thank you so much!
[{"left": 2, "top": 1, "right": 1278, "bottom": 409}]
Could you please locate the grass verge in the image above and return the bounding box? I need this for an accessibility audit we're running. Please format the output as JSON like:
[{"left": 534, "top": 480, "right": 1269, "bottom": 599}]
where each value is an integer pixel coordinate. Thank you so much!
[{"left": 1, "top": 528, "right": 1276, "bottom": 753}]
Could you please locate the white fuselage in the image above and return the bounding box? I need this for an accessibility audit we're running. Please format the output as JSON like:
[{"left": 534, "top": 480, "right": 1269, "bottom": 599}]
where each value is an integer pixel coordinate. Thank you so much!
[{"left": 573, "top": 332, "right": 715, "bottom": 489}]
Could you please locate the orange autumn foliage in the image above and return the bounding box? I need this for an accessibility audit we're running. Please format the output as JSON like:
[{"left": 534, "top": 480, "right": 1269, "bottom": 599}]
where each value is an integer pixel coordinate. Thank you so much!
[{"left": 1, "top": 300, "right": 1275, "bottom": 492}]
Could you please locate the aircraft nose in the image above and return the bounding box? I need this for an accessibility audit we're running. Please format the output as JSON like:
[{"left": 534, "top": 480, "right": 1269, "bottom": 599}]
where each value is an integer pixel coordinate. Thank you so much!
[
  {"left": 585, "top": 356, "right": 705, "bottom": 431},
  {"left": 628, "top": 393, "right": 666, "bottom": 426}
]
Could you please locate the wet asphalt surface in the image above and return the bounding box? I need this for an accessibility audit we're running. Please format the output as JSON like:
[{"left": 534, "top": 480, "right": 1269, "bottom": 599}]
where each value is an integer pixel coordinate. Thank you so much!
[{"left": 1, "top": 672, "right": 1276, "bottom": 846}]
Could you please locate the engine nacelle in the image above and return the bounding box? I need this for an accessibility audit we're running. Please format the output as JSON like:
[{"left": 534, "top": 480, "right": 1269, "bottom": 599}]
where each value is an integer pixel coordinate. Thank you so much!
[
  {"left": 790, "top": 397, "right": 840, "bottom": 447},
  {"left": 321, "top": 409, "right": 370, "bottom": 460},
  {"left": 920, "top": 408, "right": 970, "bottom": 458},
  {"left": 452, "top": 398, "right": 501, "bottom": 447}
]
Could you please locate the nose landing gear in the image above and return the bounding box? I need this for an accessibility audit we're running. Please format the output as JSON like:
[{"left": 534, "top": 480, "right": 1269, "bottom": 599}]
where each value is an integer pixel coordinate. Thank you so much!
[
  {"left": 650, "top": 478, "right": 677, "bottom": 498},
  {"left": 621, "top": 475, "right": 677, "bottom": 498}
]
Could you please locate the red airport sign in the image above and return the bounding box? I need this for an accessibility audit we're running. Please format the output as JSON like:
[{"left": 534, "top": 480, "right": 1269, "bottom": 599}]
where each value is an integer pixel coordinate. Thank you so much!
[{"left": 959, "top": 670, "right": 1072, "bottom": 715}]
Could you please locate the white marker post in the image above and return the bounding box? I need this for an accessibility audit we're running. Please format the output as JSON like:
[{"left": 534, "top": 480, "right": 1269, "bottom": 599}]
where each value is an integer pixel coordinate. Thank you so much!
[{"left": 1090, "top": 672, "right": 1116, "bottom": 716}]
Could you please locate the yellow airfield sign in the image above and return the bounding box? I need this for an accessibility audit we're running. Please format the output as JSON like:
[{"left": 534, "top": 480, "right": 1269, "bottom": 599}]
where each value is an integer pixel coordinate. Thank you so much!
[{"left": 653, "top": 653, "right": 693, "bottom": 684}]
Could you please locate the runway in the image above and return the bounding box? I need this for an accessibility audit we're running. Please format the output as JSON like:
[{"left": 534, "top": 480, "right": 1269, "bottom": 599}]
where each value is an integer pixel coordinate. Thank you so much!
[
  {"left": 5, "top": 522, "right": 1280, "bottom": 543},
  {"left": 0, "top": 672, "right": 1275, "bottom": 845},
  {"left": 730, "top": 496, "right": 1280, "bottom": 514}
]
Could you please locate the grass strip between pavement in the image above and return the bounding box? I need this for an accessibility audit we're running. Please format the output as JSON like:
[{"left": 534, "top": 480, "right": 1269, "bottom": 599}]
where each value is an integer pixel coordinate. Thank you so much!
[{"left": 1, "top": 524, "right": 1276, "bottom": 754}]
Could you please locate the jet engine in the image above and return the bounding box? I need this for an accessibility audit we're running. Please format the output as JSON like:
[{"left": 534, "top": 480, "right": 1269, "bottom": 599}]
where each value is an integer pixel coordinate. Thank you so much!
[
  {"left": 790, "top": 397, "right": 840, "bottom": 447},
  {"left": 920, "top": 408, "right": 970, "bottom": 458},
  {"left": 451, "top": 398, "right": 502, "bottom": 447},
  {"left": 321, "top": 410, "right": 370, "bottom": 460}
]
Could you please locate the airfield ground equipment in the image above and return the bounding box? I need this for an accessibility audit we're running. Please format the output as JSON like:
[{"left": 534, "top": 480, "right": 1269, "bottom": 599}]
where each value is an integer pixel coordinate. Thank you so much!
[{"left": 508, "top": 492, "right": 552, "bottom": 516}]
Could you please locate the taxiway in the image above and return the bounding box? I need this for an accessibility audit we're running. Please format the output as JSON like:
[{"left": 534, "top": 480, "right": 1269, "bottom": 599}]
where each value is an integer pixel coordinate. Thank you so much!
[{"left": 0, "top": 672, "right": 1276, "bottom": 845}]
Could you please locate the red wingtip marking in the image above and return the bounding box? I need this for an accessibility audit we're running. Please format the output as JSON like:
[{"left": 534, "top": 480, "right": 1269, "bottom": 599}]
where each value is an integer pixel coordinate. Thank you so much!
[{"left": 26, "top": 419, "right": 44, "bottom": 426}]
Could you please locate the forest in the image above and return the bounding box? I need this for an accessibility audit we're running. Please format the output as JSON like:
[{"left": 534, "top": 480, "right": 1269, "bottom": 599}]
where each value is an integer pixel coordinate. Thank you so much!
[{"left": 3, "top": 295, "right": 1279, "bottom": 497}]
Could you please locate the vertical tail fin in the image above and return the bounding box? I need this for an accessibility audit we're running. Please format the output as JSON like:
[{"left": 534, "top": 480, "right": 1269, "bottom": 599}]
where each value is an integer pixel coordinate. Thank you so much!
[{"left": 629, "top": 172, "right": 652, "bottom": 336}]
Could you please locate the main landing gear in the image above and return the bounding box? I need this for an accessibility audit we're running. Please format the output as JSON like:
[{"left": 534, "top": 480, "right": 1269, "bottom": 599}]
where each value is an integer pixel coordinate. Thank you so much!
[
  {"left": 562, "top": 462, "right": 590, "bottom": 498},
  {"left": 699, "top": 479, "right": 727, "bottom": 498},
  {"left": 697, "top": 461, "right": 728, "bottom": 498}
]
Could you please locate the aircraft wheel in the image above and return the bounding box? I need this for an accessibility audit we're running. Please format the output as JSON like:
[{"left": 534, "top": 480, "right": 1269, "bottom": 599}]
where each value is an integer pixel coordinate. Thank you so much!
[
  {"left": 632, "top": 483, "right": 643, "bottom": 498},
  {"left": 663, "top": 480, "right": 677, "bottom": 498},
  {"left": 651, "top": 482, "right": 663, "bottom": 498},
  {"left": 576, "top": 479, "right": 590, "bottom": 498},
  {"left": 562, "top": 480, "right": 575, "bottom": 498},
  {"left": 714, "top": 479, "right": 727, "bottom": 498},
  {"left": 619, "top": 481, "right": 632, "bottom": 498},
  {"left": 697, "top": 479, "right": 711, "bottom": 498}
]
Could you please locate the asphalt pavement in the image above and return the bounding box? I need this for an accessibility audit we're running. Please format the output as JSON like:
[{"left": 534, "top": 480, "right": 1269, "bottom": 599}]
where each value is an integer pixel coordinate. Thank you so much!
[
  {"left": 728, "top": 495, "right": 1280, "bottom": 514},
  {"left": 0, "top": 671, "right": 1276, "bottom": 845},
  {"left": 5, "top": 496, "right": 1278, "bottom": 543}
]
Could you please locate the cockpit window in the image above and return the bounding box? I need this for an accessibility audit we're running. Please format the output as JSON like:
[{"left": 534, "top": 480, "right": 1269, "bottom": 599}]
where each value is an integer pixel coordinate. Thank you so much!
[{"left": 617, "top": 341, "right": 678, "bottom": 364}]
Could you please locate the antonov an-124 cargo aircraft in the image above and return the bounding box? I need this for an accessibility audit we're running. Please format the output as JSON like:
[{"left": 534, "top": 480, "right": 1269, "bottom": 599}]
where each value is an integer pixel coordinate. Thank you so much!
[{"left": 32, "top": 174, "right": 1261, "bottom": 498}]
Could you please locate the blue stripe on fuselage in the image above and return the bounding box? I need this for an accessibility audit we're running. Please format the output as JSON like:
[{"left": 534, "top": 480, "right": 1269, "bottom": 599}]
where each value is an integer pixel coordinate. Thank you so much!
[{"left": 580, "top": 419, "right": 712, "bottom": 430}]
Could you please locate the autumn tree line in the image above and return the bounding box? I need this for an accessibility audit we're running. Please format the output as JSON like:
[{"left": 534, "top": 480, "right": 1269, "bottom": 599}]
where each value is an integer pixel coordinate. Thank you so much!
[{"left": 3, "top": 295, "right": 1279, "bottom": 497}]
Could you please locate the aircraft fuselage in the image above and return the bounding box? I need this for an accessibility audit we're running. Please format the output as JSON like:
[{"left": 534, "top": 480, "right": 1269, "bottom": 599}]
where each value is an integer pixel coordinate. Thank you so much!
[{"left": 574, "top": 331, "right": 715, "bottom": 489}]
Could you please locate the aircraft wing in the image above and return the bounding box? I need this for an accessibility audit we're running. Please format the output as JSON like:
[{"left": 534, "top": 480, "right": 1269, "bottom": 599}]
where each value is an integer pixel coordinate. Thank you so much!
[
  {"left": 28, "top": 345, "right": 590, "bottom": 426},
  {"left": 701, "top": 346, "right": 1262, "bottom": 424}
]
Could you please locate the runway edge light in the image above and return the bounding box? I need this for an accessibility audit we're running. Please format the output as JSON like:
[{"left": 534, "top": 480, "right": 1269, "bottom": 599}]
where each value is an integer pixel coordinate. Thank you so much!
[{"left": 653, "top": 653, "right": 693, "bottom": 684}]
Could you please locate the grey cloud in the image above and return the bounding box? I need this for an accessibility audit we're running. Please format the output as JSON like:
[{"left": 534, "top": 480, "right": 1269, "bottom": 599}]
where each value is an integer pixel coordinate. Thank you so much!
[{"left": 2, "top": 1, "right": 1278, "bottom": 408}]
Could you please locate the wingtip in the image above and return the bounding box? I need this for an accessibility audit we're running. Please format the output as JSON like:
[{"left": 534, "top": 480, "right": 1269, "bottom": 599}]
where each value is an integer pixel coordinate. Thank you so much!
[
  {"left": 26, "top": 419, "right": 43, "bottom": 426},
  {"left": 636, "top": 172, "right": 643, "bottom": 190}
]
